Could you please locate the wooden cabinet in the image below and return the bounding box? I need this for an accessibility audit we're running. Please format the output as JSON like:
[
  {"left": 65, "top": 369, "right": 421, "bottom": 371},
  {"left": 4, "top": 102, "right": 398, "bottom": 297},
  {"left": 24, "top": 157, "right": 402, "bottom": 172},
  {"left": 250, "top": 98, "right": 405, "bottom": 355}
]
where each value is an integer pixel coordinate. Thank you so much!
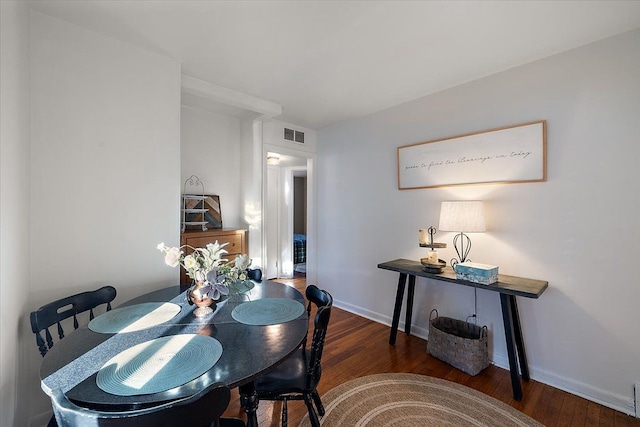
[{"left": 180, "top": 228, "right": 248, "bottom": 285}]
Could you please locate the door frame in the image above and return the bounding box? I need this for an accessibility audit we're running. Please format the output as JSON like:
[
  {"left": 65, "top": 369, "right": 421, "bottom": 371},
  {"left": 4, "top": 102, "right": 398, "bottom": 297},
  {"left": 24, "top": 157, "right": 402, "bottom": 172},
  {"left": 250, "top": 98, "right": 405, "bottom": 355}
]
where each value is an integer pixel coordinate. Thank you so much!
[{"left": 262, "top": 143, "right": 316, "bottom": 284}]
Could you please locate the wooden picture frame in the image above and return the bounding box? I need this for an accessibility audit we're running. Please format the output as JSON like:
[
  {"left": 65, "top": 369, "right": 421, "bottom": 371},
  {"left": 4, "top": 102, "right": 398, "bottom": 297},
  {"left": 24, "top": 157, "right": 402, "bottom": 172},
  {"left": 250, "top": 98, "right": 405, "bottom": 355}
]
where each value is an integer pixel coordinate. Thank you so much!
[
  {"left": 397, "top": 120, "right": 546, "bottom": 189},
  {"left": 183, "top": 194, "right": 223, "bottom": 230}
]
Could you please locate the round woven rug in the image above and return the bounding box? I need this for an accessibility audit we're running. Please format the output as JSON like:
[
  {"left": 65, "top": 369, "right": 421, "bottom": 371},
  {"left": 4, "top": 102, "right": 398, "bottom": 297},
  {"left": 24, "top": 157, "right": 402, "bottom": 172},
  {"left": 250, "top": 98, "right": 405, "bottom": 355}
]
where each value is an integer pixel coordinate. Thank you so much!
[{"left": 299, "top": 373, "right": 543, "bottom": 427}]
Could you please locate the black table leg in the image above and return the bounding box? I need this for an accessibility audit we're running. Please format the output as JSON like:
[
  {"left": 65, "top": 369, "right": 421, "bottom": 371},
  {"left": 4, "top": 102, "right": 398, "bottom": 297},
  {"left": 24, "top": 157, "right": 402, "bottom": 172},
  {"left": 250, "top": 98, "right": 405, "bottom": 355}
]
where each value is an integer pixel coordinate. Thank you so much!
[
  {"left": 509, "top": 295, "right": 530, "bottom": 381},
  {"left": 500, "top": 293, "right": 523, "bottom": 401},
  {"left": 239, "top": 381, "right": 259, "bottom": 427},
  {"left": 405, "top": 275, "right": 416, "bottom": 335},
  {"left": 389, "top": 273, "right": 407, "bottom": 345}
]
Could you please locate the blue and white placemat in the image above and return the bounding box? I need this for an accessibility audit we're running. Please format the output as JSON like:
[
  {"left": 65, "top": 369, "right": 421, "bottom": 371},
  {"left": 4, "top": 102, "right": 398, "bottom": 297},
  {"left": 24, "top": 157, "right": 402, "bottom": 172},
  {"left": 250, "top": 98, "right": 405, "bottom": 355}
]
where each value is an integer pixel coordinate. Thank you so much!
[
  {"left": 96, "top": 334, "right": 222, "bottom": 396},
  {"left": 231, "top": 298, "right": 305, "bottom": 325},
  {"left": 88, "top": 302, "right": 181, "bottom": 334}
]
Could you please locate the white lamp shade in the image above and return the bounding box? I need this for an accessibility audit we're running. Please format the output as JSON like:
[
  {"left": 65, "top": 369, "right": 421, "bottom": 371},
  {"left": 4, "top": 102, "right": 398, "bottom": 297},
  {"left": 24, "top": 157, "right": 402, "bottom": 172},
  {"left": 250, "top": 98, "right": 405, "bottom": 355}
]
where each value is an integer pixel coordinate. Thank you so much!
[{"left": 438, "top": 201, "right": 486, "bottom": 233}]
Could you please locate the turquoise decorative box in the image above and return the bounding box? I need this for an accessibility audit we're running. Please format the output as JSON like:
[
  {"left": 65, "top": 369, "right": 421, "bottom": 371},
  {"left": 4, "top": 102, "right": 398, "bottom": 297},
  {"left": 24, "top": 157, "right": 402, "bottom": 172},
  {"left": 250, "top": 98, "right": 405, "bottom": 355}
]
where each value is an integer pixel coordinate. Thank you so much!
[{"left": 455, "top": 262, "right": 499, "bottom": 285}]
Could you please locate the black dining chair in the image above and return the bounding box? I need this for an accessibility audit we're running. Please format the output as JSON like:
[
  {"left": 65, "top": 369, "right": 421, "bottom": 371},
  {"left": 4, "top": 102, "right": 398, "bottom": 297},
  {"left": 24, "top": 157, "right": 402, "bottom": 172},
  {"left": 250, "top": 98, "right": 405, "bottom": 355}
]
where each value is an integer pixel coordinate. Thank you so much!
[
  {"left": 300, "top": 285, "right": 332, "bottom": 349},
  {"left": 30, "top": 285, "right": 117, "bottom": 357},
  {"left": 51, "top": 382, "right": 246, "bottom": 427},
  {"left": 255, "top": 285, "right": 333, "bottom": 427},
  {"left": 30, "top": 285, "right": 117, "bottom": 427}
]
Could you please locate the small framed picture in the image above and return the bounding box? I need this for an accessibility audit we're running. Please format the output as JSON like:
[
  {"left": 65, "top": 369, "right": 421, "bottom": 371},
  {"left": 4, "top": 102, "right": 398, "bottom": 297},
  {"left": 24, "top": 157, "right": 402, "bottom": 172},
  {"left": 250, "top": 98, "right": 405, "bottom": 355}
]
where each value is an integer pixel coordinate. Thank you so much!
[{"left": 183, "top": 194, "right": 223, "bottom": 230}]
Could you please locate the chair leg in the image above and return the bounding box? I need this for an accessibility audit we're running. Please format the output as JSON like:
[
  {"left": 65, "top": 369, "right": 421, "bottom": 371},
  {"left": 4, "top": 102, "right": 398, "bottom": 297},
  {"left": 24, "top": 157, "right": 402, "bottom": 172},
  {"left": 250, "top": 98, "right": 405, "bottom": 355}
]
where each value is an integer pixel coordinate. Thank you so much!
[
  {"left": 311, "top": 390, "right": 325, "bottom": 416},
  {"left": 304, "top": 394, "right": 320, "bottom": 427},
  {"left": 281, "top": 398, "right": 288, "bottom": 427}
]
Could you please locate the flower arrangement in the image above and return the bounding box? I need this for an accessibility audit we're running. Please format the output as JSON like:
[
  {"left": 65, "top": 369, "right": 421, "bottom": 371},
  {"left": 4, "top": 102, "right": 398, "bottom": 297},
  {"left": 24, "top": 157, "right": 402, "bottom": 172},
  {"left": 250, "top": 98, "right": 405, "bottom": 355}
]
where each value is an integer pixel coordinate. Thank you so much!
[
  {"left": 216, "top": 253, "right": 254, "bottom": 296},
  {"left": 157, "top": 241, "right": 254, "bottom": 301}
]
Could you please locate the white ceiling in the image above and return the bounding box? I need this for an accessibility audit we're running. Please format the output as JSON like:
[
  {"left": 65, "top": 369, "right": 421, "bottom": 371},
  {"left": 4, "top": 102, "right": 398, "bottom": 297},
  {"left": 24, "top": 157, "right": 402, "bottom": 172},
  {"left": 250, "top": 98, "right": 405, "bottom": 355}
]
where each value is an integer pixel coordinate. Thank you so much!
[{"left": 29, "top": 1, "right": 640, "bottom": 130}]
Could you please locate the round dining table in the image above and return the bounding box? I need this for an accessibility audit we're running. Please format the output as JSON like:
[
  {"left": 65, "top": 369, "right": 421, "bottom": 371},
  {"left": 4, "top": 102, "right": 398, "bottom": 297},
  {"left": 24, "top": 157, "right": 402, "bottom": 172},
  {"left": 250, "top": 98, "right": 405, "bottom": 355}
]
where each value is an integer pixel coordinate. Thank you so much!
[{"left": 39, "top": 280, "right": 309, "bottom": 427}]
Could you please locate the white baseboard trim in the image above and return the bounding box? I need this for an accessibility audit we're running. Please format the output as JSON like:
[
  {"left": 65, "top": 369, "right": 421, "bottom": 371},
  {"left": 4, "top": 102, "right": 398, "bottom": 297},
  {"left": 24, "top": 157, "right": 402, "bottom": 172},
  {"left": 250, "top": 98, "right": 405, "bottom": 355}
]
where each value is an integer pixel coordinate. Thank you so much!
[
  {"left": 480, "top": 349, "right": 635, "bottom": 417},
  {"left": 332, "top": 298, "right": 637, "bottom": 418},
  {"left": 334, "top": 299, "right": 429, "bottom": 340},
  {"left": 530, "top": 364, "right": 636, "bottom": 417}
]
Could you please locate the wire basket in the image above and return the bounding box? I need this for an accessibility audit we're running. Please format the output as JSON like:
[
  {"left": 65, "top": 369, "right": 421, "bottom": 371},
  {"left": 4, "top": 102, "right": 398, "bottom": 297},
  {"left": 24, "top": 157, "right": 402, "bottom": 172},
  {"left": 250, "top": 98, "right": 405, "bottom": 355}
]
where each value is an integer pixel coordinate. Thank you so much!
[{"left": 427, "top": 309, "right": 489, "bottom": 376}]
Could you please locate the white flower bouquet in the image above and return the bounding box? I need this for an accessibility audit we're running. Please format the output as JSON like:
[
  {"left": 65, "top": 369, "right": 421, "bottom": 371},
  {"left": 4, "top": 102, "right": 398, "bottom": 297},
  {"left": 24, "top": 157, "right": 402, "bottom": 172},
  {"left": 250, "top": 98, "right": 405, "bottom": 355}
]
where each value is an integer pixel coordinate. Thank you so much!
[
  {"left": 157, "top": 241, "right": 254, "bottom": 301},
  {"left": 215, "top": 253, "right": 255, "bottom": 296}
]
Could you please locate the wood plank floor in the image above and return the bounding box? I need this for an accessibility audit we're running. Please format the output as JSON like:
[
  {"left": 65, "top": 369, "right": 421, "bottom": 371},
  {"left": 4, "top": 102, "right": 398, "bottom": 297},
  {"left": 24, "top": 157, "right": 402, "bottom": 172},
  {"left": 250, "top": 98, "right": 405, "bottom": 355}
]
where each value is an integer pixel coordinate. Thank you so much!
[{"left": 223, "top": 276, "right": 639, "bottom": 426}]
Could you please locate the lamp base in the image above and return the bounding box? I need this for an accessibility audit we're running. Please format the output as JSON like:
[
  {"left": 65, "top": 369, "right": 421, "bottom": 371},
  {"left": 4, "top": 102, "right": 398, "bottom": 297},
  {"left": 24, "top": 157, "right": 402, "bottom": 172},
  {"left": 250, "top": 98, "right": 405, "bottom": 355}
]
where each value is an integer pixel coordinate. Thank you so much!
[{"left": 450, "top": 232, "right": 473, "bottom": 269}]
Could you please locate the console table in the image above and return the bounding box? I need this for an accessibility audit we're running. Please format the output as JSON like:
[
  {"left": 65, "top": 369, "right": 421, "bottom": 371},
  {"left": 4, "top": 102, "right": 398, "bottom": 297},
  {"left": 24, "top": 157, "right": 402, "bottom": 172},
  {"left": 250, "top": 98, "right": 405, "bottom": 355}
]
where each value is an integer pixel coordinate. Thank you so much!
[{"left": 377, "top": 258, "right": 548, "bottom": 401}]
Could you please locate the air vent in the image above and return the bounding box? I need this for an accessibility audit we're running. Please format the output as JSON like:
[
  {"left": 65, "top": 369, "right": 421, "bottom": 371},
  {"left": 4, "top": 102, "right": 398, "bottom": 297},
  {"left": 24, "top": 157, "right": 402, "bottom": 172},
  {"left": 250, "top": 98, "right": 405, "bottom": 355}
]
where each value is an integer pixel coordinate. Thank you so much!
[
  {"left": 284, "top": 128, "right": 294, "bottom": 141},
  {"left": 284, "top": 127, "right": 305, "bottom": 144}
]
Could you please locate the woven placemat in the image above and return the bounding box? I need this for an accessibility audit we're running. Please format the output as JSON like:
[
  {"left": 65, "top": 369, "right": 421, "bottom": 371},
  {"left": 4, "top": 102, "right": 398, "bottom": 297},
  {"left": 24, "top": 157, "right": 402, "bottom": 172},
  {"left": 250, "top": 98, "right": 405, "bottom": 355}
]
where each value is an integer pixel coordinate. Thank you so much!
[
  {"left": 96, "top": 334, "right": 222, "bottom": 396},
  {"left": 231, "top": 298, "right": 305, "bottom": 325},
  {"left": 89, "top": 302, "right": 181, "bottom": 334}
]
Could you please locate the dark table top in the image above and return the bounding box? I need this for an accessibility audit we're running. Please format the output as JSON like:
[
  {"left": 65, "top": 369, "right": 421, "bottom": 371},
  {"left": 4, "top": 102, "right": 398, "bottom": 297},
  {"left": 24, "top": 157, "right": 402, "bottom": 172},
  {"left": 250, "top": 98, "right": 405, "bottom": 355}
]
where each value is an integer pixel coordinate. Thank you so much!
[
  {"left": 378, "top": 258, "right": 548, "bottom": 298},
  {"left": 39, "top": 281, "right": 308, "bottom": 410}
]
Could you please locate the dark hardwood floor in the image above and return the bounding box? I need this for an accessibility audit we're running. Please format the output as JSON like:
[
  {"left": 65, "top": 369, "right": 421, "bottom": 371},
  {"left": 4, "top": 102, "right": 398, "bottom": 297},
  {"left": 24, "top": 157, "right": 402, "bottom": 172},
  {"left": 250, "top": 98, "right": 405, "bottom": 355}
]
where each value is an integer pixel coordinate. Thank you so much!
[{"left": 223, "top": 275, "right": 640, "bottom": 426}]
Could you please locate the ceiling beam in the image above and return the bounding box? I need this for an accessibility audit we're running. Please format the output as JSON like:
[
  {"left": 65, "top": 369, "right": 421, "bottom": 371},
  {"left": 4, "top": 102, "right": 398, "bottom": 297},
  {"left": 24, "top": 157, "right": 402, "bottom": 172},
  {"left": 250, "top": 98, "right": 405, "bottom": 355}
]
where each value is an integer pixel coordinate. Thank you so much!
[{"left": 181, "top": 75, "right": 282, "bottom": 119}]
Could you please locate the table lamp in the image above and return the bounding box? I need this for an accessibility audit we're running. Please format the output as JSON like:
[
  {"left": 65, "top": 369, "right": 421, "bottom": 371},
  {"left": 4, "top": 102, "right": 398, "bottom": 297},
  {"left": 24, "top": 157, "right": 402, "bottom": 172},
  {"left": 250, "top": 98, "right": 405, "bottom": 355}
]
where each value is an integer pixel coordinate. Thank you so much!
[{"left": 438, "top": 201, "right": 486, "bottom": 268}]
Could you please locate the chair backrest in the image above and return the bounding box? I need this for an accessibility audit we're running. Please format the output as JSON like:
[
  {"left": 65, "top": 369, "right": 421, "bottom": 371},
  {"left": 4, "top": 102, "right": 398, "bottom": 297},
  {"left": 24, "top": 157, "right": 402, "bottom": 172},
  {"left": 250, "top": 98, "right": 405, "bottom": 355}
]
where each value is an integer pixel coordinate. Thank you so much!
[
  {"left": 305, "top": 284, "right": 332, "bottom": 315},
  {"left": 304, "top": 287, "right": 333, "bottom": 389},
  {"left": 300, "top": 285, "right": 332, "bottom": 348},
  {"left": 30, "top": 286, "right": 117, "bottom": 357},
  {"left": 51, "top": 381, "right": 231, "bottom": 427}
]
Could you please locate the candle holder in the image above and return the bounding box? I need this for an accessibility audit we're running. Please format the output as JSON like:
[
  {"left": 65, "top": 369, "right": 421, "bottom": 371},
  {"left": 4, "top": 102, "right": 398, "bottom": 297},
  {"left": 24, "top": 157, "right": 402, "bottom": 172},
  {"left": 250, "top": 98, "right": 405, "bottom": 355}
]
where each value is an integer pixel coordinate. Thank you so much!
[{"left": 419, "top": 226, "right": 447, "bottom": 273}]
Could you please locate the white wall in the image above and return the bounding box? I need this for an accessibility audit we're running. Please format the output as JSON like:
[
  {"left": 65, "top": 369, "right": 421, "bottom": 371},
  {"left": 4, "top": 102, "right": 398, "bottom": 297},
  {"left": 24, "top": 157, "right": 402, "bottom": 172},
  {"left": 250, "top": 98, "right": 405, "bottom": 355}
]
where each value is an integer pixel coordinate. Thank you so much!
[
  {"left": 317, "top": 28, "right": 640, "bottom": 415},
  {"left": 0, "top": 2, "right": 31, "bottom": 426},
  {"left": 24, "top": 11, "right": 181, "bottom": 425},
  {"left": 240, "top": 119, "right": 263, "bottom": 264},
  {"left": 181, "top": 105, "right": 244, "bottom": 228}
]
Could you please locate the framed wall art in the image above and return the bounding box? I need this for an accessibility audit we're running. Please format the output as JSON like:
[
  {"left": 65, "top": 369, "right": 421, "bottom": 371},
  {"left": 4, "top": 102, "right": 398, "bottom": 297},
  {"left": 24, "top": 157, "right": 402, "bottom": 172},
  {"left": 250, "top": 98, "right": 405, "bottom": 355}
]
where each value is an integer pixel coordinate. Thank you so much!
[
  {"left": 183, "top": 194, "right": 223, "bottom": 230},
  {"left": 397, "top": 120, "right": 546, "bottom": 189}
]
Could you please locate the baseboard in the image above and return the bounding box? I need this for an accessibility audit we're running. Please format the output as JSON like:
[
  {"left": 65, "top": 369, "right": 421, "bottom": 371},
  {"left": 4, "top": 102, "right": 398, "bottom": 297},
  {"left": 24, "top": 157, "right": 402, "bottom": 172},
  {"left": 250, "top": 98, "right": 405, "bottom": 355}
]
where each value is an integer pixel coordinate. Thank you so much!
[
  {"left": 529, "top": 364, "right": 636, "bottom": 417},
  {"left": 332, "top": 298, "right": 637, "bottom": 418},
  {"left": 334, "top": 299, "right": 429, "bottom": 341}
]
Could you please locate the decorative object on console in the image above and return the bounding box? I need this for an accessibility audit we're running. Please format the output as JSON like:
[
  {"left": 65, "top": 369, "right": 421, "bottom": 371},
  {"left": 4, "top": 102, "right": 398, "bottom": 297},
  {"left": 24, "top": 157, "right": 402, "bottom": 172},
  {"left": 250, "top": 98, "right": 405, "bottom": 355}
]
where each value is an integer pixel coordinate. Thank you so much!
[
  {"left": 418, "top": 229, "right": 429, "bottom": 245},
  {"left": 181, "top": 175, "right": 208, "bottom": 232},
  {"left": 181, "top": 175, "right": 223, "bottom": 232},
  {"left": 418, "top": 226, "right": 447, "bottom": 273},
  {"left": 455, "top": 262, "right": 499, "bottom": 285},
  {"left": 188, "top": 195, "right": 222, "bottom": 230},
  {"left": 438, "top": 201, "right": 486, "bottom": 269}
]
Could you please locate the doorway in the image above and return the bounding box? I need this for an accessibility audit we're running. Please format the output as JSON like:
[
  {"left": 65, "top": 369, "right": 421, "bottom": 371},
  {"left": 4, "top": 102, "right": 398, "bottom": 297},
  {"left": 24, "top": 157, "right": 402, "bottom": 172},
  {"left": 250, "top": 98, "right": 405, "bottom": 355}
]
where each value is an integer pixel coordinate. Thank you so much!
[
  {"left": 292, "top": 172, "right": 307, "bottom": 278},
  {"left": 264, "top": 150, "right": 314, "bottom": 282}
]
